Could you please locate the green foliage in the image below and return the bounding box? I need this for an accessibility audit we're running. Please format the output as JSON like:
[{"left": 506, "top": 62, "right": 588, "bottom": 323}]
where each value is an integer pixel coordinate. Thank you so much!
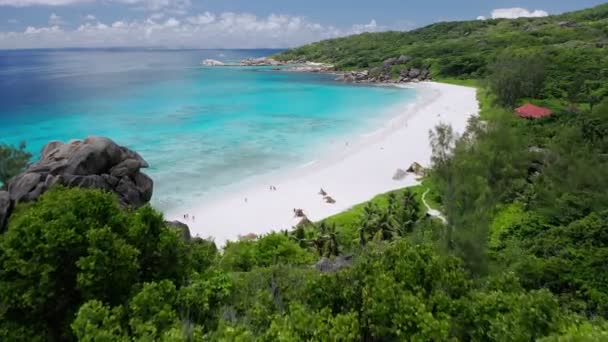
[
  {"left": 128, "top": 280, "right": 179, "bottom": 340},
  {"left": 0, "top": 187, "right": 213, "bottom": 341},
  {"left": 321, "top": 185, "right": 428, "bottom": 249},
  {"left": 430, "top": 112, "right": 530, "bottom": 274},
  {"left": 0, "top": 141, "right": 31, "bottom": 189},
  {"left": 487, "top": 52, "right": 547, "bottom": 107},
  {"left": 264, "top": 304, "right": 359, "bottom": 342},
  {"left": 540, "top": 320, "right": 608, "bottom": 342},
  {"left": 430, "top": 57, "right": 608, "bottom": 324},
  {"left": 72, "top": 301, "right": 127, "bottom": 342},
  {"left": 489, "top": 203, "right": 526, "bottom": 248},
  {"left": 457, "top": 288, "right": 561, "bottom": 341},
  {"left": 220, "top": 232, "right": 314, "bottom": 272}
]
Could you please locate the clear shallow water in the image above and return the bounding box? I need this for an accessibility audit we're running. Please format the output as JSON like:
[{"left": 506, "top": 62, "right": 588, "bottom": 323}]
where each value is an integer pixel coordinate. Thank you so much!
[{"left": 0, "top": 49, "right": 415, "bottom": 213}]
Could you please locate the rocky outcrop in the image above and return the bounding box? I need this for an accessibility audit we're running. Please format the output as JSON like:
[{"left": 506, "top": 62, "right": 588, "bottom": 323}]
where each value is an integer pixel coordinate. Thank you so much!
[
  {"left": 558, "top": 21, "right": 578, "bottom": 28},
  {"left": 336, "top": 66, "right": 431, "bottom": 84},
  {"left": 333, "top": 55, "right": 430, "bottom": 84},
  {"left": 7, "top": 137, "right": 153, "bottom": 208},
  {"left": 380, "top": 55, "right": 411, "bottom": 68},
  {"left": 287, "top": 62, "right": 334, "bottom": 73},
  {"left": 406, "top": 162, "right": 426, "bottom": 177},
  {"left": 335, "top": 70, "right": 368, "bottom": 82},
  {"left": 240, "top": 57, "right": 283, "bottom": 66},
  {"left": 315, "top": 255, "right": 353, "bottom": 272},
  {"left": 0, "top": 191, "right": 10, "bottom": 230},
  {"left": 201, "top": 59, "right": 225, "bottom": 66},
  {"left": 396, "top": 55, "right": 410, "bottom": 64}
]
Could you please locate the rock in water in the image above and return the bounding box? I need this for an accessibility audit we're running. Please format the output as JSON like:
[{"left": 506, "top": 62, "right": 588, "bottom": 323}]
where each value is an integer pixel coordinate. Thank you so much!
[
  {"left": 7, "top": 136, "right": 153, "bottom": 208},
  {"left": 0, "top": 191, "right": 10, "bottom": 230},
  {"left": 201, "top": 59, "right": 225, "bottom": 66}
]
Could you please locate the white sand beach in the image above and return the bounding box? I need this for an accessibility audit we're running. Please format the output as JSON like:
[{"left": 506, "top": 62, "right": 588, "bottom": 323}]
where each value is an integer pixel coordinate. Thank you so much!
[{"left": 170, "top": 82, "right": 479, "bottom": 245}]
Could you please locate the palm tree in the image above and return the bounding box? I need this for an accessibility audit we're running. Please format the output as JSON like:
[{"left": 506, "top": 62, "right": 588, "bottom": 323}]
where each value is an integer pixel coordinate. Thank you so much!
[
  {"left": 309, "top": 234, "right": 326, "bottom": 257},
  {"left": 376, "top": 210, "right": 398, "bottom": 241},
  {"left": 325, "top": 223, "right": 340, "bottom": 257},
  {"left": 402, "top": 189, "right": 419, "bottom": 219},
  {"left": 291, "top": 225, "right": 307, "bottom": 248},
  {"left": 358, "top": 203, "right": 379, "bottom": 246},
  {"left": 394, "top": 189, "right": 420, "bottom": 236},
  {"left": 396, "top": 207, "right": 417, "bottom": 236},
  {"left": 387, "top": 192, "right": 399, "bottom": 215}
]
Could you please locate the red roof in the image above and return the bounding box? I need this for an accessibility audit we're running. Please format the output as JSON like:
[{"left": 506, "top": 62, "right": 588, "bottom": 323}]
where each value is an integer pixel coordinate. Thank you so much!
[{"left": 515, "top": 104, "right": 553, "bottom": 119}]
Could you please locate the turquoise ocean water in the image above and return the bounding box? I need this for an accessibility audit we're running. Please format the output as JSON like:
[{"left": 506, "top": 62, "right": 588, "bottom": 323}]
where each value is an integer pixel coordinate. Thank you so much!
[{"left": 0, "top": 49, "right": 416, "bottom": 213}]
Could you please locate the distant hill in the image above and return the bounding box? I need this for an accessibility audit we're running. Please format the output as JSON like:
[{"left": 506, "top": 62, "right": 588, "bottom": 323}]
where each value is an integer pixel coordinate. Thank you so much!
[{"left": 275, "top": 4, "right": 608, "bottom": 101}]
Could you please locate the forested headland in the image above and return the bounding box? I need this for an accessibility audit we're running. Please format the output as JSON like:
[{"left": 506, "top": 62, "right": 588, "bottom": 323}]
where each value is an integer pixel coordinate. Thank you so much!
[{"left": 1, "top": 3, "right": 608, "bottom": 341}]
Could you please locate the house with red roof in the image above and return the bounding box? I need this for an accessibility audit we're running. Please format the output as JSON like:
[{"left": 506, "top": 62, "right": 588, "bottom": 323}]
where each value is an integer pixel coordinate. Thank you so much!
[{"left": 515, "top": 104, "right": 553, "bottom": 119}]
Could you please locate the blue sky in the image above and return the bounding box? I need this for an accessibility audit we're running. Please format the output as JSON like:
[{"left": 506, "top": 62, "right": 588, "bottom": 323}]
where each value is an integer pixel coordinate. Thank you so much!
[{"left": 0, "top": 0, "right": 605, "bottom": 49}]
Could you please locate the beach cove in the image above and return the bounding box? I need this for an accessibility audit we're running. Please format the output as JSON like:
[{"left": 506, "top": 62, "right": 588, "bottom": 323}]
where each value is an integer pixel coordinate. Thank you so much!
[
  {"left": 173, "top": 82, "right": 478, "bottom": 244},
  {"left": 0, "top": 49, "right": 478, "bottom": 244}
]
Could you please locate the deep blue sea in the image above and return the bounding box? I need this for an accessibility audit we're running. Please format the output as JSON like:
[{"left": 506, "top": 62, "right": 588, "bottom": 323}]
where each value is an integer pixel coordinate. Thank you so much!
[{"left": 0, "top": 49, "right": 415, "bottom": 213}]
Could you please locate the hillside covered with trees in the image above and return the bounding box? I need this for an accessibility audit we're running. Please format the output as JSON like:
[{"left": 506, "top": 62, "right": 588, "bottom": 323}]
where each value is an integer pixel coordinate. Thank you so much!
[
  {"left": 275, "top": 4, "right": 608, "bottom": 107},
  {"left": 1, "top": 3, "right": 608, "bottom": 341}
]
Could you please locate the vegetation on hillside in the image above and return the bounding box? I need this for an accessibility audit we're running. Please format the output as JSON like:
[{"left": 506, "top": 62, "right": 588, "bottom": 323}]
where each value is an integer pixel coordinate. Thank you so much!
[
  {"left": 2, "top": 3, "right": 608, "bottom": 341},
  {"left": 275, "top": 4, "right": 608, "bottom": 108}
]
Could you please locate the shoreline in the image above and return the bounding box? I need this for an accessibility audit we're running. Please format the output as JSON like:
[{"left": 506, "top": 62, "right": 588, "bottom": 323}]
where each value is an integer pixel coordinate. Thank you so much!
[{"left": 167, "top": 82, "right": 478, "bottom": 245}]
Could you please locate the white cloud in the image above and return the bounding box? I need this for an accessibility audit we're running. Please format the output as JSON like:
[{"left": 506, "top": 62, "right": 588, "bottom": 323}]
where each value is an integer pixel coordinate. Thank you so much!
[
  {"left": 476, "top": 16, "right": 487, "bottom": 21},
  {"left": 186, "top": 12, "right": 215, "bottom": 25},
  {"left": 491, "top": 8, "right": 549, "bottom": 19},
  {"left": 84, "top": 14, "right": 96, "bottom": 21},
  {"left": 24, "top": 25, "right": 61, "bottom": 34},
  {"left": 351, "top": 19, "right": 379, "bottom": 34},
  {"left": 163, "top": 17, "right": 179, "bottom": 28},
  {"left": 0, "top": 11, "right": 383, "bottom": 49},
  {"left": 111, "top": 21, "right": 126, "bottom": 28},
  {"left": 48, "top": 13, "right": 65, "bottom": 25}
]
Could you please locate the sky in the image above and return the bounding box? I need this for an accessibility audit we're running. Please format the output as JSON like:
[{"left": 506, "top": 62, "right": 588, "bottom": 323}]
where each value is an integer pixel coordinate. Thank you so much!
[{"left": 0, "top": 0, "right": 605, "bottom": 49}]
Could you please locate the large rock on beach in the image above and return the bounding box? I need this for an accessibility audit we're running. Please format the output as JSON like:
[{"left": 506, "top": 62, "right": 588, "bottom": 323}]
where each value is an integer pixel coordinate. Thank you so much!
[
  {"left": 408, "top": 68, "right": 422, "bottom": 79},
  {"left": 7, "top": 137, "right": 153, "bottom": 208}
]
